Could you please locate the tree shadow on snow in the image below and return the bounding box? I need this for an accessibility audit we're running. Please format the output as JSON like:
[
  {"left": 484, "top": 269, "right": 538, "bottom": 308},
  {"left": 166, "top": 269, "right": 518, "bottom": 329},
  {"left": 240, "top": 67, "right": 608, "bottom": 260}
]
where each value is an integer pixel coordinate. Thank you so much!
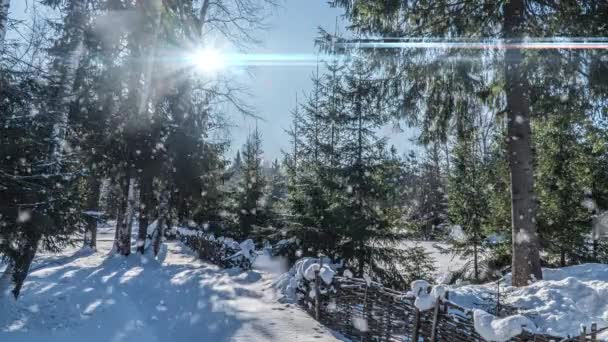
[{"left": 0, "top": 243, "right": 281, "bottom": 342}]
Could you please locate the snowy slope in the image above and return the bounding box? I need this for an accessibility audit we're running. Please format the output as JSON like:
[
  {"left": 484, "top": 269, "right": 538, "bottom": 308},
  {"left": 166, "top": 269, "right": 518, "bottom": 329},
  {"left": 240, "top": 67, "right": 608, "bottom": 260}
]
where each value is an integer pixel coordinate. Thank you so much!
[
  {"left": 448, "top": 264, "right": 608, "bottom": 339},
  {"left": 0, "top": 226, "right": 346, "bottom": 342}
]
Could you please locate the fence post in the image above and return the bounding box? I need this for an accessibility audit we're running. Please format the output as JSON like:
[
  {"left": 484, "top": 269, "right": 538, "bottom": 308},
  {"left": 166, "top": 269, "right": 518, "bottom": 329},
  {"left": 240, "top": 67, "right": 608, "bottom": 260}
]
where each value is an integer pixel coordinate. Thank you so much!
[
  {"left": 591, "top": 323, "right": 597, "bottom": 342},
  {"left": 579, "top": 325, "right": 587, "bottom": 342},
  {"left": 412, "top": 307, "right": 421, "bottom": 342},
  {"left": 314, "top": 268, "right": 321, "bottom": 321},
  {"left": 430, "top": 298, "right": 441, "bottom": 342}
]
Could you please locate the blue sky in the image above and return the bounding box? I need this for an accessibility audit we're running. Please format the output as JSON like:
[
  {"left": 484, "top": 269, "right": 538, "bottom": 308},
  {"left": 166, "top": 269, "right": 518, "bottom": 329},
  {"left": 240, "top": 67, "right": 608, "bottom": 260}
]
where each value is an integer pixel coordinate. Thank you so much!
[
  {"left": 229, "top": 1, "right": 415, "bottom": 160},
  {"left": 7, "top": 0, "right": 415, "bottom": 160},
  {"left": 227, "top": 0, "right": 344, "bottom": 159}
]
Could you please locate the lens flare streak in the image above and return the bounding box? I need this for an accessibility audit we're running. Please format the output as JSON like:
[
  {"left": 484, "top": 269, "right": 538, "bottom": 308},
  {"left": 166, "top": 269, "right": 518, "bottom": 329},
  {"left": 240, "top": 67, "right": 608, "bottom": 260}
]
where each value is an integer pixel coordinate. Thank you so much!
[{"left": 334, "top": 37, "right": 608, "bottom": 50}]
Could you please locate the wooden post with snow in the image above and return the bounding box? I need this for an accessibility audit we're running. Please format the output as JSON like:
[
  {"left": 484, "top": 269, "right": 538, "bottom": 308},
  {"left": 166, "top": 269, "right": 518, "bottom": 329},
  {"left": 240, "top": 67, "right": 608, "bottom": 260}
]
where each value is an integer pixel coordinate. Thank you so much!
[
  {"left": 411, "top": 307, "right": 421, "bottom": 342},
  {"left": 579, "top": 326, "right": 587, "bottom": 342},
  {"left": 430, "top": 298, "right": 441, "bottom": 342},
  {"left": 314, "top": 268, "right": 320, "bottom": 321},
  {"left": 591, "top": 323, "right": 597, "bottom": 342}
]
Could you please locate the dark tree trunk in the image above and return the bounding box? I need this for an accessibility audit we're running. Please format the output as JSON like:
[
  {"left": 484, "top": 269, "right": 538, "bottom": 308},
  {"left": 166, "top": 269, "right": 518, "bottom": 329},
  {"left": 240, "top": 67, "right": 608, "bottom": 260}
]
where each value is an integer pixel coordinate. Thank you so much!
[
  {"left": 136, "top": 171, "right": 153, "bottom": 254},
  {"left": 152, "top": 190, "right": 170, "bottom": 256},
  {"left": 503, "top": 0, "right": 543, "bottom": 286},
  {"left": 12, "top": 231, "right": 42, "bottom": 298},
  {"left": 0, "top": 0, "right": 9, "bottom": 48},
  {"left": 84, "top": 174, "right": 101, "bottom": 249},
  {"left": 114, "top": 167, "right": 134, "bottom": 255}
]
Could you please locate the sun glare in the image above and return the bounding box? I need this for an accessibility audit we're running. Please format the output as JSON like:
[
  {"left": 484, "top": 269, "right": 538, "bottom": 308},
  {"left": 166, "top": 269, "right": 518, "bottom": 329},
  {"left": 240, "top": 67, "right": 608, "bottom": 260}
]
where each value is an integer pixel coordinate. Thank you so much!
[{"left": 194, "top": 48, "right": 225, "bottom": 73}]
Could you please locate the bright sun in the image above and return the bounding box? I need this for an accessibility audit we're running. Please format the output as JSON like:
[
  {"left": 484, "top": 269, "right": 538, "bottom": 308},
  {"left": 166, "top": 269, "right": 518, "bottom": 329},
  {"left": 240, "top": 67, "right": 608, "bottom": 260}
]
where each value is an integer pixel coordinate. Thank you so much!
[{"left": 194, "top": 48, "right": 225, "bottom": 73}]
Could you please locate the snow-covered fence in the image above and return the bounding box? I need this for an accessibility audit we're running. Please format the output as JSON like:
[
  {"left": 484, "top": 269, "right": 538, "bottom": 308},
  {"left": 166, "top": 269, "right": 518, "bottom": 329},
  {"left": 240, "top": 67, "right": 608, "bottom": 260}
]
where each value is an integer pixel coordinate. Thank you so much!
[
  {"left": 291, "top": 274, "right": 593, "bottom": 342},
  {"left": 177, "top": 228, "right": 256, "bottom": 270}
]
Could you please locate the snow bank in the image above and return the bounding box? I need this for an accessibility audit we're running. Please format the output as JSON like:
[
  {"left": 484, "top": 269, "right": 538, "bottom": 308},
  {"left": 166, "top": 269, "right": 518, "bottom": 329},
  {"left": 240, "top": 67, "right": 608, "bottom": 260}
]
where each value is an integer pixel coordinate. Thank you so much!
[
  {"left": 448, "top": 263, "right": 608, "bottom": 339},
  {"left": 473, "top": 310, "right": 536, "bottom": 342}
]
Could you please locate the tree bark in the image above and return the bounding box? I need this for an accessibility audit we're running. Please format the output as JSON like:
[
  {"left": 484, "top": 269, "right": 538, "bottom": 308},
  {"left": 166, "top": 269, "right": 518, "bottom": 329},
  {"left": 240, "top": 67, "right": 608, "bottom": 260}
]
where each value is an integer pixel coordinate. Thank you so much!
[
  {"left": 84, "top": 174, "right": 101, "bottom": 249},
  {"left": 152, "top": 190, "right": 170, "bottom": 257},
  {"left": 114, "top": 168, "right": 134, "bottom": 255},
  {"left": 136, "top": 171, "right": 153, "bottom": 254},
  {"left": 11, "top": 231, "right": 41, "bottom": 298},
  {"left": 48, "top": 0, "right": 87, "bottom": 174},
  {"left": 0, "top": 0, "right": 9, "bottom": 49},
  {"left": 503, "top": 0, "right": 542, "bottom": 286}
]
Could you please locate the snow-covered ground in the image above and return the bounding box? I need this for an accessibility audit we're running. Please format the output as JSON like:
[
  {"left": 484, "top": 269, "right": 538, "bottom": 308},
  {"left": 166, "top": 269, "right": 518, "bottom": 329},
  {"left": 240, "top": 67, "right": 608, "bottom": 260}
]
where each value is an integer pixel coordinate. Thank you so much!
[
  {"left": 397, "top": 240, "right": 468, "bottom": 278},
  {"left": 448, "top": 264, "right": 608, "bottom": 339},
  {"left": 0, "top": 226, "right": 346, "bottom": 342}
]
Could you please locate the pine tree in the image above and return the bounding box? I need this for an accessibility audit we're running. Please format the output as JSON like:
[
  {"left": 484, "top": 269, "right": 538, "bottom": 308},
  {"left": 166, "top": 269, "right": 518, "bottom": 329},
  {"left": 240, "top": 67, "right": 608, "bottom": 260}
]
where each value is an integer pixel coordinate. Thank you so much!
[
  {"left": 0, "top": 0, "right": 89, "bottom": 298},
  {"left": 448, "top": 116, "right": 489, "bottom": 281},
  {"left": 236, "top": 127, "right": 267, "bottom": 239},
  {"left": 327, "top": 0, "right": 608, "bottom": 285},
  {"left": 535, "top": 113, "right": 596, "bottom": 266}
]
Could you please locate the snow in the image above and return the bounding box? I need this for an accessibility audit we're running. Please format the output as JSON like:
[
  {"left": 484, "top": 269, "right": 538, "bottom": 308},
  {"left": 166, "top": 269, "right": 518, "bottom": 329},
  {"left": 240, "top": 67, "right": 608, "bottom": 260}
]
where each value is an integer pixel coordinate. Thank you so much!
[
  {"left": 411, "top": 280, "right": 430, "bottom": 296},
  {"left": 238, "top": 239, "right": 255, "bottom": 260},
  {"left": 473, "top": 309, "right": 536, "bottom": 342},
  {"left": 410, "top": 280, "right": 441, "bottom": 311},
  {"left": 448, "top": 263, "right": 608, "bottom": 339},
  {"left": 273, "top": 257, "right": 340, "bottom": 302},
  {"left": 304, "top": 263, "right": 320, "bottom": 281},
  {"left": 396, "top": 241, "right": 468, "bottom": 281},
  {"left": 319, "top": 266, "right": 335, "bottom": 285},
  {"left": 0, "top": 225, "right": 346, "bottom": 342}
]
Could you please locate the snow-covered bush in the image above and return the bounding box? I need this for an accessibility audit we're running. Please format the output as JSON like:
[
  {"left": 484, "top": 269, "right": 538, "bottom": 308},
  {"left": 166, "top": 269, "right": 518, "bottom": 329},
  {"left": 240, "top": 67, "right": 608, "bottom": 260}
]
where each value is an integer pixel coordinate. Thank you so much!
[{"left": 273, "top": 257, "right": 341, "bottom": 304}]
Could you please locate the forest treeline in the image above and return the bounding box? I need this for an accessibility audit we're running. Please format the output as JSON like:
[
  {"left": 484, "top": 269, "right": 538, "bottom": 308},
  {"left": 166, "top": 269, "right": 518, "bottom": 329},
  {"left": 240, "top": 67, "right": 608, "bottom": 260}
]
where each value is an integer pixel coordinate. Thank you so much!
[{"left": 1, "top": 0, "right": 608, "bottom": 298}]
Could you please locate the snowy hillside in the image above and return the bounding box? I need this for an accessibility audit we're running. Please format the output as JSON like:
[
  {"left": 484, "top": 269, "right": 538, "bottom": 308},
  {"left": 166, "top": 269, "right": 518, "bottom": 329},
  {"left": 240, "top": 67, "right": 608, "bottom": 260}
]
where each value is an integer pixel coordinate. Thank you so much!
[{"left": 0, "top": 226, "right": 346, "bottom": 342}]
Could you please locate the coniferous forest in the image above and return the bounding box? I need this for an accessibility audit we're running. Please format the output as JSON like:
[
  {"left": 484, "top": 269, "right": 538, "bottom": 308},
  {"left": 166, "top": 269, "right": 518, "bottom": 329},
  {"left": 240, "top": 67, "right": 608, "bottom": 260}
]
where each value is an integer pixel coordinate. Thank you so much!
[{"left": 1, "top": 1, "right": 608, "bottom": 341}]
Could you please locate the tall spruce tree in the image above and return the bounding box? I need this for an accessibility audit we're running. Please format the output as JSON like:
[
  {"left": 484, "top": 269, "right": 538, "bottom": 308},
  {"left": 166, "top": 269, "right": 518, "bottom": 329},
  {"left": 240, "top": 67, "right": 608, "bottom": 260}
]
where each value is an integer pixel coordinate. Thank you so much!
[
  {"left": 329, "top": 0, "right": 608, "bottom": 285},
  {"left": 236, "top": 127, "right": 267, "bottom": 239},
  {"left": 448, "top": 114, "right": 489, "bottom": 281}
]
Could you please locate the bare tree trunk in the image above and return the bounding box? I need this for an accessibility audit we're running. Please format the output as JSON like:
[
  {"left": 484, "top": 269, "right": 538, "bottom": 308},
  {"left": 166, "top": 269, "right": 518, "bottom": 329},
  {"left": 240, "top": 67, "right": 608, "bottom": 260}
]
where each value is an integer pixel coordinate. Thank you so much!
[
  {"left": 136, "top": 171, "right": 153, "bottom": 253},
  {"left": 11, "top": 232, "right": 41, "bottom": 298},
  {"left": 0, "top": 230, "right": 42, "bottom": 299},
  {"left": 504, "top": 0, "right": 542, "bottom": 286},
  {"left": 114, "top": 168, "right": 134, "bottom": 255},
  {"left": 0, "top": 0, "right": 9, "bottom": 49},
  {"left": 84, "top": 174, "right": 101, "bottom": 249},
  {"left": 152, "top": 190, "right": 169, "bottom": 257},
  {"left": 199, "top": 0, "right": 211, "bottom": 34},
  {"left": 48, "top": 0, "right": 87, "bottom": 173}
]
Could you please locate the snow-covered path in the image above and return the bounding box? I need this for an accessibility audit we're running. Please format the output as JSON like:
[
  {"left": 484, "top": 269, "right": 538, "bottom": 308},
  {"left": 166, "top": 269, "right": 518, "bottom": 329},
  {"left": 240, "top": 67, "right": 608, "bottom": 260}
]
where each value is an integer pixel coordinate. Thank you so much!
[{"left": 0, "top": 229, "right": 344, "bottom": 342}]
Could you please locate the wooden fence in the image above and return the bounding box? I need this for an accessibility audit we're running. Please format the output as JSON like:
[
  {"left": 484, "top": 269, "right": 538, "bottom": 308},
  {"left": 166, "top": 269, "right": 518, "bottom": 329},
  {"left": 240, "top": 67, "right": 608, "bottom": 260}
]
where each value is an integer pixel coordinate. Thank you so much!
[
  {"left": 179, "top": 232, "right": 253, "bottom": 269},
  {"left": 178, "top": 230, "right": 603, "bottom": 342},
  {"left": 298, "top": 276, "right": 602, "bottom": 342}
]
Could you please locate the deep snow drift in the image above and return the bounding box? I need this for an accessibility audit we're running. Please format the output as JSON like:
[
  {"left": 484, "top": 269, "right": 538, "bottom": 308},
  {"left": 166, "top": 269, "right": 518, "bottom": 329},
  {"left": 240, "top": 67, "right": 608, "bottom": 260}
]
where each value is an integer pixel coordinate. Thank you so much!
[
  {"left": 0, "top": 226, "right": 345, "bottom": 342},
  {"left": 448, "top": 263, "right": 608, "bottom": 339}
]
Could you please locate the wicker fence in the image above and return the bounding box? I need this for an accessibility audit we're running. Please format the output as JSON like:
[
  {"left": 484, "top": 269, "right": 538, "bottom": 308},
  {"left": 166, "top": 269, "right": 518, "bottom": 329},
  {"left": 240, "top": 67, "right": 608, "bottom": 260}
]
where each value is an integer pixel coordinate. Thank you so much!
[
  {"left": 179, "top": 232, "right": 254, "bottom": 269},
  {"left": 178, "top": 230, "right": 602, "bottom": 342},
  {"left": 298, "top": 275, "right": 603, "bottom": 342}
]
